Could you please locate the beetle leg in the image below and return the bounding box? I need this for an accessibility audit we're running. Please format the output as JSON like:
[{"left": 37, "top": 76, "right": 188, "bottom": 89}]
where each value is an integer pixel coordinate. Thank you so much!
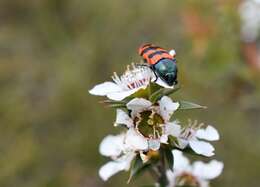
[
  {"left": 151, "top": 69, "right": 158, "bottom": 82},
  {"left": 134, "top": 63, "right": 150, "bottom": 68}
]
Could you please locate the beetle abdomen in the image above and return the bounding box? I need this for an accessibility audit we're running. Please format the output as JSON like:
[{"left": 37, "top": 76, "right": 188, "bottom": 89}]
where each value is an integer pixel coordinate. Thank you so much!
[{"left": 138, "top": 44, "right": 173, "bottom": 65}]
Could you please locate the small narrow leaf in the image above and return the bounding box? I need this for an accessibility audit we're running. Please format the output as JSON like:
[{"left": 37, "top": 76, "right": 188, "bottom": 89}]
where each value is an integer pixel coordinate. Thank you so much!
[
  {"left": 149, "top": 88, "right": 164, "bottom": 103},
  {"left": 182, "top": 147, "right": 208, "bottom": 158},
  {"left": 149, "top": 82, "right": 162, "bottom": 93},
  {"left": 101, "top": 100, "right": 127, "bottom": 108},
  {"left": 164, "top": 148, "right": 174, "bottom": 171},
  {"left": 168, "top": 135, "right": 178, "bottom": 147},
  {"left": 128, "top": 155, "right": 150, "bottom": 183},
  {"left": 150, "top": 86, "right": 180, "bottom": 103},
  {"left": 101, "top": 100, "right": 127, "bottom": 104},
  {"left": 162, "top": 85, "right": 180, "bottom": 96},
  {"left": 107, "top": 103, "right": 127, "bottom": 108},
  {"left": 128, "top": 87, "right": 149, "bottom": 100},
  {"left": 179, "top": 101, "right": 207, "bottom": 110}
]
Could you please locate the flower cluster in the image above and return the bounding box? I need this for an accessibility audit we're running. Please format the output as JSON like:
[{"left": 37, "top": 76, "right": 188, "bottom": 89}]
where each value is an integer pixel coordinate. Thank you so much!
[
  {"left": 167, "top": 150, "right": 223, "bottom": 187},
  {"left": 89, "top": 51, "right": 223, "bottom": 186}
]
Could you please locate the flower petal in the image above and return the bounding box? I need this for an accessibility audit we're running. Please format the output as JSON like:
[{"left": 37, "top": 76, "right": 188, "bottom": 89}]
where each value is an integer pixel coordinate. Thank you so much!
[
  {"left": 189, "top": 140, "right": 215, "bottom": 157},
  {"left": 99, "top": 134, "right": 125, "bottom": 157},
  {"left": 158, "top": 96, "right": 179, "bottom": 121},
  {"left": 176, "top": 138, "right": 189, "bottom": 149},
  {"left": 107, "top": 88, "right": 139, "bottom": 101},
  {"left": 199, "top": 180, "right": 210, "bottom": 187},
  {"left": 114, "top": 109, "right": 133, "bottom": 128},
  {"left": 166, "top": 170, "right": 176, "bottom": 187},
  {"left": 125, "top": 128, "right": 148, "bottom": 151},
  {"left": 172, "top": 150, "right": 191, "bottom": 171},
  {"left": 89, "top": 82, "right": 121, "bottom": 96},
  {"left": 148, "top": 139, "right": 161, "bottom": 151},
  {"left": 99, "top": 161, "right": 123, "bottom": 181},
  {"left": 193, "top": 160, "right": 224, "bottom": 180},
  {"left": 160, "top": 134, "right": 168, "bottom": 144},
  {"left": 155, "top": 77, "right": 174, "bottom": 89},
  {"left": 196, "top": 125, "right": 220, "bottom": 141},
  {"left": 126, "top": 98, "right": 152, "bottom": 114},
  {"left": 165, "top": 121, "right": 182, "bottom": 137},
  {"left": 99, "top": 153, "right": 135, "bottom": 181}
]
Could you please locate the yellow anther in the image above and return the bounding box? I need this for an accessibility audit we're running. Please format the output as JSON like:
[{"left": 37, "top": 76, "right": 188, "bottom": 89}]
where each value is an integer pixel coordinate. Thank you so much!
[{"left": 147, "top": 119, "right": 154, "bottom": 125}]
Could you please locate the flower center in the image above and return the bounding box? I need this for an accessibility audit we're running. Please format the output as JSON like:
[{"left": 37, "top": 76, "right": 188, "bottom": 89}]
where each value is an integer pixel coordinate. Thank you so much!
[
  {"left": 175, "top": 172, "right": 200, "bottom": 187},
  {"left": 135, "top": 110, "right": 164, "bottom": 138}
]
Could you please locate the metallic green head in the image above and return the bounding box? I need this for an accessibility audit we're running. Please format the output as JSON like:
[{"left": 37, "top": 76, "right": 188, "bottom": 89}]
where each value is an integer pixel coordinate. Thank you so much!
[{"left": 153, "top": 58, "right": 178, "bottom": 86}]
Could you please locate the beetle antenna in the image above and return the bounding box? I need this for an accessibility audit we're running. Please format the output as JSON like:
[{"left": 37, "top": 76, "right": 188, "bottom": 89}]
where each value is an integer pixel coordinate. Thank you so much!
[{"left": 135, "top": 63, "right": 149, "bottom": 67}]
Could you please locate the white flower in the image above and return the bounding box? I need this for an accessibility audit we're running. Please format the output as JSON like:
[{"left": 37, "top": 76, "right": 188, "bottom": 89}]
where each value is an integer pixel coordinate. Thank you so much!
[
  {"left": 125, "top": 128, "right": 149, "bottom": 151},
  {"left": 166, "top": 150, "right": 224, "bottom": 187},
  {"left": 89, "top": 64, "right": 173, "bottom": 101},
  {"left": 99, "top": 133, "right": 136, "bottom": 181},
  {"left": 239, "top": 0, "right": 260, "bottom": 42},
  {"left": 175, "top": 121, "right": 219, "bottom": 157},
  {"left": 114, "top": 96, "right": 180, "bottom": 153}
]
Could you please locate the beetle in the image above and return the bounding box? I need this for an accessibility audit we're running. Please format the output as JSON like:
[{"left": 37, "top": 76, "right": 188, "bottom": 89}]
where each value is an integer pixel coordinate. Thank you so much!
[{"left": 138, "top": 43, "right": 178, "bottom": 86}]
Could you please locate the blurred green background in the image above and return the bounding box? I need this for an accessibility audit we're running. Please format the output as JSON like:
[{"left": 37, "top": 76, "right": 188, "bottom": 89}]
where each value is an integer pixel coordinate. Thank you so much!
[{"left": 0, "top": 0, "right": 260, "bottom": 187}]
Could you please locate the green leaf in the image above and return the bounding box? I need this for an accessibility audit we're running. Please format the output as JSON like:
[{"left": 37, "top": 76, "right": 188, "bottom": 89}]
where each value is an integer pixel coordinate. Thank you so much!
[
  {"left": 182, "top": 147, "right": 208, "bottom": 158},
  {"left": 164, "top": 148, "right": 174, "bottom": 171},
  {"left": 149, "top": 86, "right": 180, "bottom": 103},
  {"left": 107, "top": 103, "right": 127, "bottom": 108},
  {"left": 168, "top": 135, "right": 178, "bottom": 147},
  {"left": 162, "top": 85, "right": 180, "bottom": 96},
  {"left": 179, "top": 101, "right": 207, "bottom": 110},
  {"left": 101, "top": 100, "right": 127, "bottom": 104},
  {"left": 149, "top": 88, "right": 164, "bottom": 103},
  {"left": 101, "top": 100, "right": 127, "bottom": 108},
  {"left": 149, "top": 82, "right": 162, "bottom": 93},
  {"left": 127, "top": 87, "right": 149, "bottom": 100},
  {"left": 128, "top": 155, "right": 150, "bottom": 183}
]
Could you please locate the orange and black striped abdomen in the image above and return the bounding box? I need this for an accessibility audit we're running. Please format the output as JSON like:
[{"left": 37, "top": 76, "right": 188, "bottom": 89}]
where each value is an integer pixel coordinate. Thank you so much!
[{"left": 139, "top": 44, "right": 173, "bottom": 65}]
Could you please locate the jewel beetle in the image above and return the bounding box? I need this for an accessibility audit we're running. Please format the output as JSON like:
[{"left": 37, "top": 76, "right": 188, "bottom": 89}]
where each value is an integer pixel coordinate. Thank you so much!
[{"left": 138, "top": 43, "right": 178, "bottom": 86}]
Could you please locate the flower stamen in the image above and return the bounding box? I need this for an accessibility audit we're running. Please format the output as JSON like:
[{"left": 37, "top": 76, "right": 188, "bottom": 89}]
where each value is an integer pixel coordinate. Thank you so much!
[{"left": 111, "top": 65, "right": 153, "bottom": 91}]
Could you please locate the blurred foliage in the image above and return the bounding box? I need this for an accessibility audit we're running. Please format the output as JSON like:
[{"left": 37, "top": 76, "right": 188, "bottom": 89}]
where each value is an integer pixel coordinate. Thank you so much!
[{"left": 0, "top": 0, "right": 259, "bottom": 187}]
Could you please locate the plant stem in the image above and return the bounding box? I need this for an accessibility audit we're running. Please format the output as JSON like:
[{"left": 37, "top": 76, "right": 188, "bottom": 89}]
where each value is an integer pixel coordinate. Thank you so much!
[
  {"left": 148, "top": 167, "right": 160, "bottom": 181},
  {"left": 157, "top": 150, "right": 168, "bottom": 187}
]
